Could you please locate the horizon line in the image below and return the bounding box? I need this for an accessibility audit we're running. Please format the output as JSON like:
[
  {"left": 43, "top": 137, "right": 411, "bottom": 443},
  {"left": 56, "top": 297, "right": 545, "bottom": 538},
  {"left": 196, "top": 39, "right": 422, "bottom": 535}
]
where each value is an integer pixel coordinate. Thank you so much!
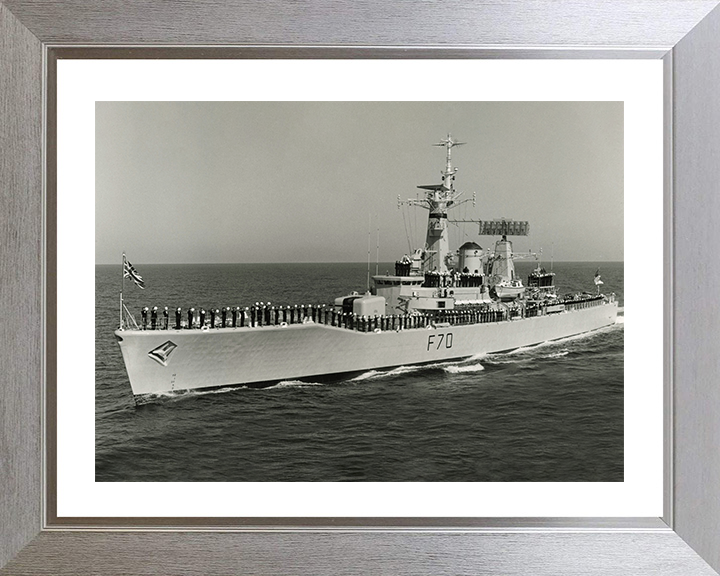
[{"left": 96, "top": 260, "right": 625, "bottom": 266}]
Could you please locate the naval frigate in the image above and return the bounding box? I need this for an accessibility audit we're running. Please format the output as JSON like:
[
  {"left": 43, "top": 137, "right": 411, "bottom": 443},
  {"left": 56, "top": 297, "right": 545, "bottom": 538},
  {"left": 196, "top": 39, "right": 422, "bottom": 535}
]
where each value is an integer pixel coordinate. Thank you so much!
[{"left": 115, "top": 136, "right": 618, "bottom": 399}]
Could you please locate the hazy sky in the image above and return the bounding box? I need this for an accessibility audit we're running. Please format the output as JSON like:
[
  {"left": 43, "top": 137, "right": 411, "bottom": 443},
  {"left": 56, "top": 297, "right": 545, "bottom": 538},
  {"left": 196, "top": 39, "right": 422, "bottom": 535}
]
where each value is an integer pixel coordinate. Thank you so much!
[{"left": 96, "top": 101, "right": 623, "bottom": 264}]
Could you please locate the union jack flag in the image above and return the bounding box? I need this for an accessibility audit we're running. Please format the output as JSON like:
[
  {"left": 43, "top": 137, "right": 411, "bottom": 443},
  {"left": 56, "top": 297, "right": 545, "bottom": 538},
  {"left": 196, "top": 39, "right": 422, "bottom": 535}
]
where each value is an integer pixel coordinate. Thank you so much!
[
  {"left": 594, "top": 269, "right": 603, "bottom": 286},
  {"left": 123, "top": 257, "right": 145, "bottom": 289}
]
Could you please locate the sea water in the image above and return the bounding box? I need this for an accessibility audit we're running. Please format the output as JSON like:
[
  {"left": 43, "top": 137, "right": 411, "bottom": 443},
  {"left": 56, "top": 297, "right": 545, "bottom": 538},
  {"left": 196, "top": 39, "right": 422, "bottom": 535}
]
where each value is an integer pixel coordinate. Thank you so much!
[{"left": 95, "top": 261, "right": 623, "bottom": 482}]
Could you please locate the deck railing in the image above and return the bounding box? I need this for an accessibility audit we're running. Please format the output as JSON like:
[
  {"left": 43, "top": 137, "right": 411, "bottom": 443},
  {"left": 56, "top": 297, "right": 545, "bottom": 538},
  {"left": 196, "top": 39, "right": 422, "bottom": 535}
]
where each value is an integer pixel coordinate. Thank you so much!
[{"left": 129, "top": 294, "right": 615, "bottom": 332}]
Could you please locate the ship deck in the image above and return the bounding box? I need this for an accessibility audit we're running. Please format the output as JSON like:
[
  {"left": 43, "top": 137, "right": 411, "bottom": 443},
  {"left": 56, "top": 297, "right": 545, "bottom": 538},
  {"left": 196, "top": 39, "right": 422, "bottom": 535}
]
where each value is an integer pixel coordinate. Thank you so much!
[{"left": 128, "top": 294, "right": 612, "bottom": 334}]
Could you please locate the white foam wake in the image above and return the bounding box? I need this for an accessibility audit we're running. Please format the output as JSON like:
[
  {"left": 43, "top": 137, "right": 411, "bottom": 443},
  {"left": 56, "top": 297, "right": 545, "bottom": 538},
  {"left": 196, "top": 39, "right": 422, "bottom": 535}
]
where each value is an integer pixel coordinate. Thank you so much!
[
  {"left": 351, "top": 370, "right": 382, "bottom": 381},
  {"left": 139, "top": 384, "right": 245, "bottom": 404},
  {"left": 194, "top": 386, "right": 248, "bottom": 396},
  {"left": 443, "top": 363, "right": 486, "bottom": 373},
  {"left": 270, "top": 380, "right": 324, "bottom": 389},
  {"left": 386, "top": 365, "right": 422, "bottom": 376},
  {"left": 527, "top": 323, "right": 622, "bottom": 350},
  {"left": 544, "top": 351, "right": 569, "bottom": 358},
  {"left": 507, "top": 345, "right": 535, "bottom": 356},
  {"left": 351, "top": 365, "right": 425, "bottom": 381}
]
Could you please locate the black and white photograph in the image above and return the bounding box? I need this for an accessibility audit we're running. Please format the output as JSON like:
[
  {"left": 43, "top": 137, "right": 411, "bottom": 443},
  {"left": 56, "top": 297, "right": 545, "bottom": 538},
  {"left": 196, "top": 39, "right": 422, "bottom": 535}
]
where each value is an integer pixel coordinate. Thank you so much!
[{"left": 95, "top": 101, "right": 624, "bottom": 483}]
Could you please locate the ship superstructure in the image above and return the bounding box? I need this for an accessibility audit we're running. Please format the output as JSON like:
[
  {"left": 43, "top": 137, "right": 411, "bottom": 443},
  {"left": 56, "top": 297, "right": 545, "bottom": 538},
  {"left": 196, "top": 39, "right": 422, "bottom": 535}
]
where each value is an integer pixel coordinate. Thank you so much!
[
  {"left": 373, "top": 135, "right": 535, "bottom": 314},
  {"left": 114, "top": 137, "right": 618, "bottom": 399}
]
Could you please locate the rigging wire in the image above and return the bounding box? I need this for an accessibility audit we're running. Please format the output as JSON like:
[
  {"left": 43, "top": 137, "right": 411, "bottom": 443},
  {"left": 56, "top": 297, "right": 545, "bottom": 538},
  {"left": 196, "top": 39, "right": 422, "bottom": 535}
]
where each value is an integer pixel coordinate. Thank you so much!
[
  {"left": 463, "top": 200, "right": 470, "bottom": 242},
  {"left": 401, "top": 207, "right": 413, "bottom": 254},
  {"left": 414, "top": 192, "right": 419, "bottom": 247},
  {"left": 375, "top": 215, "right": 380, "bottom": 276},
  {"left": 406, "top": 201, "right": 413, "bottom": 248},
  {"left": 366, "top": 213, "right": 371, "bottom": 292}
]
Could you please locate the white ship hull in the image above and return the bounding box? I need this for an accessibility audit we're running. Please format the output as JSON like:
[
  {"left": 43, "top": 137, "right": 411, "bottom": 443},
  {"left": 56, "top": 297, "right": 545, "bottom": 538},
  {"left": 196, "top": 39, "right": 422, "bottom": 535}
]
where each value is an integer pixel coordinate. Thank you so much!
[{"left": 115, "top": 301, "right": 618, "bottom": 397}]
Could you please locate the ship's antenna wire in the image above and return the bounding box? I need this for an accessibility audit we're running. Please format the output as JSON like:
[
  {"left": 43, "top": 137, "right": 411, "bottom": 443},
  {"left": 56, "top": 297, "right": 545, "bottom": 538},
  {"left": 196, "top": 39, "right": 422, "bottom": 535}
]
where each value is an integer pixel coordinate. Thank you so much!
[
  {"left": 401, "top": 207, "right": 413, "bottom": 253},
  {"left": 414, "top": 192, "right": 418, "bottom": 246},
  {"left": 375, "top": 216, "right": 380, "bottom": 276},
  {"left": 367, "top": 213, "right": 371, "bottom": 292},
  {"left": 403, "top": 202, "right": 409, "bottom": 243},
  {"left": 406, "top": 199, "right": 413, "bottom": 246}
]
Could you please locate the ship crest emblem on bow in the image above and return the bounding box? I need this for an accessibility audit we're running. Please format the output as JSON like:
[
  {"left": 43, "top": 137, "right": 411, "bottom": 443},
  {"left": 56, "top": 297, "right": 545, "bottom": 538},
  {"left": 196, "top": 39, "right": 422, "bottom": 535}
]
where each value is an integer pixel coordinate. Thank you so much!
[{"left": 148, "top": 340, "right": 177, "bottom": 366}]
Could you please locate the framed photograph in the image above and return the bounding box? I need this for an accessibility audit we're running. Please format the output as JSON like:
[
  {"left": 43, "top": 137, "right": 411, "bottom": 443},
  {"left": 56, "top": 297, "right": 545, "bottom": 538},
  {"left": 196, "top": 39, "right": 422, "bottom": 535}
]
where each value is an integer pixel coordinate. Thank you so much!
[
  {"left": 72, "top": 65, "right": 649, "bottom": 517},
  {"left": 2, "top": 2, "right": 720, "bottom": 575}
]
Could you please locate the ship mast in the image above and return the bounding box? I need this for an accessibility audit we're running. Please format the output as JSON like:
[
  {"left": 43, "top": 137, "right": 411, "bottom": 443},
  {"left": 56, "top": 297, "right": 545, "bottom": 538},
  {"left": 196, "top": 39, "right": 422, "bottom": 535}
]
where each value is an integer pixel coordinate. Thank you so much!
[{"left": 399, "top": 135, "right": 474, "bottom": 273}]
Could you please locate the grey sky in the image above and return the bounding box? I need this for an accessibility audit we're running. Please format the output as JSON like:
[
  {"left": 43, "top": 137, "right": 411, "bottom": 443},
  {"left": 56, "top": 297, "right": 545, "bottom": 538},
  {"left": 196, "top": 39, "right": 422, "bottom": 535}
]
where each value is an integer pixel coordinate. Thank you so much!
[{"left": 96, "top": 101, "right": 623, "bottom": 264}]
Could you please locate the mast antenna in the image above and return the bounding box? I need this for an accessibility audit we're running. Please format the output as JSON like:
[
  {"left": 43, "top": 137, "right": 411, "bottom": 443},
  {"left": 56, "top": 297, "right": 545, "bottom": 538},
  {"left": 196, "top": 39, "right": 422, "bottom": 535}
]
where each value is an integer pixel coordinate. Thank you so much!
[{"left": 433, "top": 134, "right": 465, "bottom": 176}]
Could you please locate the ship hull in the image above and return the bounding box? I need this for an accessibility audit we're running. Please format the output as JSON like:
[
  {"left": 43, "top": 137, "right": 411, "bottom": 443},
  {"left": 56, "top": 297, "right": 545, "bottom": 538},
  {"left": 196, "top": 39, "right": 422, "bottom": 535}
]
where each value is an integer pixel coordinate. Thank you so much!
[{"left": 114, "top": 301, "right": 618, "bottom": 397}]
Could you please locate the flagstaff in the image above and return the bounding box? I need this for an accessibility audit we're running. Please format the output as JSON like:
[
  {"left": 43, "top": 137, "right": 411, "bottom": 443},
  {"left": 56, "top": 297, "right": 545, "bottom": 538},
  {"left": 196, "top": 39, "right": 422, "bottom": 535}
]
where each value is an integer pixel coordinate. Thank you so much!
[
  {"left": 120, "top": 252, "right": 125, "bottom": 330},
  {"left": 120, "top": 253, "right": 145, "bottom": 331},
  {"left": 594, "top": 269, "right": 604, "bottom": 295}
]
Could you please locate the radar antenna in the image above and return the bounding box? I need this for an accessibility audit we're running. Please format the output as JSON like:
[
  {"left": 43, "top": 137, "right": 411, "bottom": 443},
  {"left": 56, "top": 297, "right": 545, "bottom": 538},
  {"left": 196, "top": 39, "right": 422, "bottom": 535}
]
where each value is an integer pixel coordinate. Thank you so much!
[{"left": 433, "top": 134, "right": 466, "bottom": 177}]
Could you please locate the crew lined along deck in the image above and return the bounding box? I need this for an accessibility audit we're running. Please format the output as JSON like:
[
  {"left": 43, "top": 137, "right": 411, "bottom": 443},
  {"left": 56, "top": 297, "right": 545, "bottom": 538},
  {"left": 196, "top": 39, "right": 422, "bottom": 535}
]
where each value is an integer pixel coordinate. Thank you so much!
[{"left": 135, "top": 295, "right": 612, "bottom": 331}]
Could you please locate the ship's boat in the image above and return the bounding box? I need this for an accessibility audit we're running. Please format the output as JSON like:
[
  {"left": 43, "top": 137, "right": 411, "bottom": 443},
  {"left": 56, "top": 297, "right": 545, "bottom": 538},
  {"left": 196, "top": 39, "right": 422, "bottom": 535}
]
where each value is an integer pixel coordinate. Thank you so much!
[
  {"left": 494, "top": 279, "right": 525, "bottom": 301},
  {"left": 114, "top": 135, "right": 618, "bottom": 399}
]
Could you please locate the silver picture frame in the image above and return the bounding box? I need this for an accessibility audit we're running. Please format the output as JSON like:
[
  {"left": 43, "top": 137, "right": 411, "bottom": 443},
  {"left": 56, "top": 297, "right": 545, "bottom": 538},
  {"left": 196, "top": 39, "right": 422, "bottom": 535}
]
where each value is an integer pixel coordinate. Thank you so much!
[{"left": 2, "top": 1, "right": 720, "bottom": 574}]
